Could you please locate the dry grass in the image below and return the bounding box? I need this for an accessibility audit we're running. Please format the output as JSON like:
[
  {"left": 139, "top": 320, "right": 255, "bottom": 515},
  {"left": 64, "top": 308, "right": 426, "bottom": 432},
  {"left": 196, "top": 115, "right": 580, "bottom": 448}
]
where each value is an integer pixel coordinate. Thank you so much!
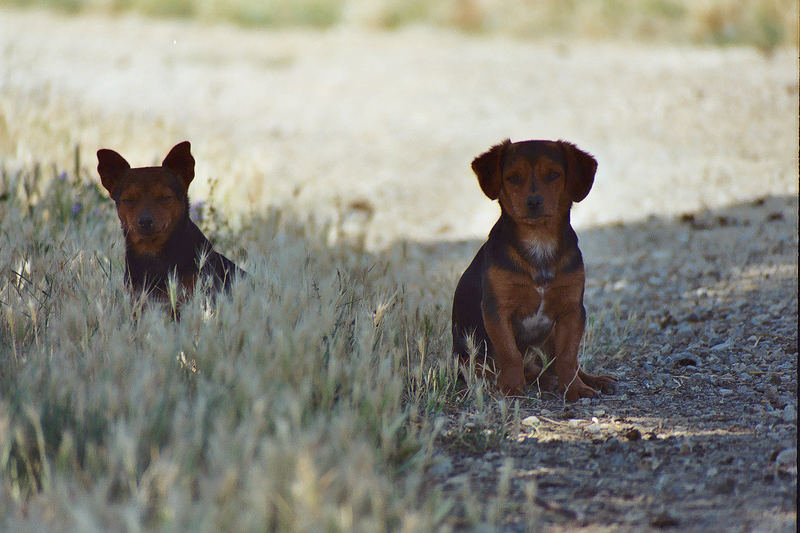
[
  {"left": 1, "top": 0, "right": 797, "bottom": 48},
  {"left": 0, "top": 155, "right": 453, "bottom": 530}
]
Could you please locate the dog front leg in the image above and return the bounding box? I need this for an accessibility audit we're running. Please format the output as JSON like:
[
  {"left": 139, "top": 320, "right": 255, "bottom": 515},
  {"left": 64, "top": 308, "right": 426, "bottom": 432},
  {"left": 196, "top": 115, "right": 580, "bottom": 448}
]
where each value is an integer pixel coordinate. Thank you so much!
[
  {"left": 553, "top": 309, "right": 598, "bottom": 401},
  {"left": 482, "top": 309, "right": 526, "bottom": 394}
]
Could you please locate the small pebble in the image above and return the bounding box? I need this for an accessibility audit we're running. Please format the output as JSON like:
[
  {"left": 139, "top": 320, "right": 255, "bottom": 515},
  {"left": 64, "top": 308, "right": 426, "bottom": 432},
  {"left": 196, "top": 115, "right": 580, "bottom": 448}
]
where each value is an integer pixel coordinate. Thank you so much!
[
  {"left": 521, "top": 416, "right": 540, "bottom": 427},
  {"left": 624, "top": 428, "right": 642, "bottom": 441},
  {"left": 711, "top": 340, "right": 734, "bottom": 351}
]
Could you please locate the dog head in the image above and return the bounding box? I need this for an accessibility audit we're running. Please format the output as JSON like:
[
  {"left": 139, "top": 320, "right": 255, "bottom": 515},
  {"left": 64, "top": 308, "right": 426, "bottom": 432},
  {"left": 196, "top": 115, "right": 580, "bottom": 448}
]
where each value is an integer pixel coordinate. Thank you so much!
[
  {"left": 97, "top": 141, "right": 195, "bottom": 256},
  {"left": 471, "top": 139, "right": 596, "bottom": 224}
]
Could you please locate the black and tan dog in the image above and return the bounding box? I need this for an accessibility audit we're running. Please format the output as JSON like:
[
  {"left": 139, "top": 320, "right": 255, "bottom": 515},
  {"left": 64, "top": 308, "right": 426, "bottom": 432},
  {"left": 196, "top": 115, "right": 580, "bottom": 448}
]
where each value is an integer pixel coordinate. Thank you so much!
[
  {"left": 451, "top": 139, "right": 614, "bottom": 401},
  {"left": 97, "top": 141, "right": 243, "bottom": 308}
]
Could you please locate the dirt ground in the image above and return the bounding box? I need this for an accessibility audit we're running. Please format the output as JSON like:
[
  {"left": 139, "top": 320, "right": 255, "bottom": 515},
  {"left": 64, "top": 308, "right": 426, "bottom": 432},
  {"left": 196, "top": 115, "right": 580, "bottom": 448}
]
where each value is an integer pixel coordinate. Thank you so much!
[{"left": 1, "top": 8, "right": 797, "bottom": 532}]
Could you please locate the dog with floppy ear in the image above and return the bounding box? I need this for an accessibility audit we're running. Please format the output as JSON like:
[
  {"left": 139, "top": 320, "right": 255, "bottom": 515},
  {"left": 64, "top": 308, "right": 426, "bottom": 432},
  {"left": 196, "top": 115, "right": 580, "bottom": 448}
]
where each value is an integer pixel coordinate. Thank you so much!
[
  {"left": 97, "top": 141, "right": 243, "bottom": 309},
  {"left": 451, "top": 139, "right": 614, "bottom": 401}
]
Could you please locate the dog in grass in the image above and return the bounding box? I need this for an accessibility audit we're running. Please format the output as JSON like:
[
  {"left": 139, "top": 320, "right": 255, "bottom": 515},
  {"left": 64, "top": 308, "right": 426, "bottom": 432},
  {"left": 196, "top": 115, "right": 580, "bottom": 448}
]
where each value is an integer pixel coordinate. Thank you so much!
[{"left": 97, "top": 141, "right": 243, "bottom": 311}]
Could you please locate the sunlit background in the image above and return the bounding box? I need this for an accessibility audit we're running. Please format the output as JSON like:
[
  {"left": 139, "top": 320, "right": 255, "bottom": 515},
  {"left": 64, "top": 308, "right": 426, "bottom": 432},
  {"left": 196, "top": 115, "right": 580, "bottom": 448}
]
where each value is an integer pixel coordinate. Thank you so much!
[{"left": 1, "top": 0, "right": 797, "bottom": 248}]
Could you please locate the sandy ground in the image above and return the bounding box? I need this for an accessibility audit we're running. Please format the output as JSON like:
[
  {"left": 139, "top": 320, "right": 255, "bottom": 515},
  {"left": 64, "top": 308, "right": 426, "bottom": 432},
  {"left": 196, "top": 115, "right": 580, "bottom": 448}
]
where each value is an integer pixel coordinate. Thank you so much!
[
  {"left": 1, "top": 9, "right": 797, "bottom": 249},
  {"left": 1, "top": 8, "right": 798, "bottom": 531}
]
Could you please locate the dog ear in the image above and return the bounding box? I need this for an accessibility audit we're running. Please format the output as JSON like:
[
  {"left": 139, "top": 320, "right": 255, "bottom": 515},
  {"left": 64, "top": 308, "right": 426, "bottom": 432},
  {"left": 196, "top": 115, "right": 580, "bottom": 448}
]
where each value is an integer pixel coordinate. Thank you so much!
[
  {"left": 471, "top": 139, "right": 510, "bottom": 200},
  {"left": 97, "top": 149, "right": 131, "bottom": 196},
  {"left": 560, "top": 141, "right": 597, "bottom": 203},
  {"left": 162, "top": 141, "right": 195, "bottom": 190}
]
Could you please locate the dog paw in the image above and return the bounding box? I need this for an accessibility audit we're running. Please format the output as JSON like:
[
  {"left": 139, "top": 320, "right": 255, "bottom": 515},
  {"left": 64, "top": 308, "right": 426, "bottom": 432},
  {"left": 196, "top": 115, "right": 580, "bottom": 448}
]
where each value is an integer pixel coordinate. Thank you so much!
[
  {"left": 497, "top": 368, "right": 526, "bottom": 395},
  {"left": 562, "top": 381, "right": 599, "bottom": 402},
  {"left": 581, "top": 373, "right": 616, "bottom": 394}
]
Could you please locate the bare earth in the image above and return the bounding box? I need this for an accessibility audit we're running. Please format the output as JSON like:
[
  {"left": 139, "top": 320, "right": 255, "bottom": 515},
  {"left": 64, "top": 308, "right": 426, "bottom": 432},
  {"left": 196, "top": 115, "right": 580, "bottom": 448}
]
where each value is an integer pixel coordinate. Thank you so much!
[{"left": 1, "top": 9, "right": 797, "bottom": 532}]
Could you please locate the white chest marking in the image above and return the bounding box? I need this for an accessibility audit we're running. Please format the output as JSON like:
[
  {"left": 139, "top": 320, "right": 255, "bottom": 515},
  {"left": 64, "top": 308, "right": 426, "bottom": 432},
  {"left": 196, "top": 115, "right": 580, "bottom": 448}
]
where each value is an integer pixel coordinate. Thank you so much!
[
  {"left": 525, "top": 240, "right": 557, "bottom": 263},
  {"left": 519, "top": 288, "right": 552, "bottom": 337},
  {"left": 520, "top": 313, "right": 552, "bottom": 333}
]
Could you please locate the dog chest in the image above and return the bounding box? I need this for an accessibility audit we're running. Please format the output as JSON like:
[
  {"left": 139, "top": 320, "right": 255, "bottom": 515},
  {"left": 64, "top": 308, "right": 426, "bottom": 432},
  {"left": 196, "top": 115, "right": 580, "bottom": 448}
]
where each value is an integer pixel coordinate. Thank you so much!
[{"left": 514, "top": 288, "right": 554, "bottom": 345}]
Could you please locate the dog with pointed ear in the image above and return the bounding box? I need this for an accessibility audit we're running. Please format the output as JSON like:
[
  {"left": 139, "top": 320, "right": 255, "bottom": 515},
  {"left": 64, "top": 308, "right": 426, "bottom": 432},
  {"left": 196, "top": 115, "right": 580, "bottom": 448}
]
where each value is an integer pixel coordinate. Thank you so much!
[
  {"left": 98, "top": 141, "right": 195, "bottom": 201},
  {"left": 97, "top": 141, "right": 244, "bottom": 313},
  {"left": 452, "top": 138, "right": 614, "bottom": 401}
]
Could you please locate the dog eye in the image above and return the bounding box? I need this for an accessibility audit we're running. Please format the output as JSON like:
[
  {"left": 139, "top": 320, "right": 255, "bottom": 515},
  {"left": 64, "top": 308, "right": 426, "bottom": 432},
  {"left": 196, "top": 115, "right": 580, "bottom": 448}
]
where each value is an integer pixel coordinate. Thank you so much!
[
  {"left": 546, "top": 170, "right": 561, "bottom": 182},
  {"left": 506, "top": 174, "right": 522, "bottom": 185},
  {"left": 157, "top": 196, "right": 173, "bottom": 203}
]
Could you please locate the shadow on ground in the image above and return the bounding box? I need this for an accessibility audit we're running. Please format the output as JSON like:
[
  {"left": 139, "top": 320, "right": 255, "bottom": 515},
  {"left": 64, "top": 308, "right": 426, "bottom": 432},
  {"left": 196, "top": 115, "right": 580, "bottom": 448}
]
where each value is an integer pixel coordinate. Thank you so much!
[{"left": 343, "top": 194, "right": 797, "bottom": 532}]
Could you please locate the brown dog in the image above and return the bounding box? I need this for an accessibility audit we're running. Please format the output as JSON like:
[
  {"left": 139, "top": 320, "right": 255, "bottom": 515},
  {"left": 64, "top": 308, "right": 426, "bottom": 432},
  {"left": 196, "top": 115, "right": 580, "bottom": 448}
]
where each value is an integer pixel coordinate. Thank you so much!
[
  {"left": 97, "top": 141, "right": 243, "bottom": 308},
  {"left": 451, "top": 139, "right": 614, "bottom": 401}
]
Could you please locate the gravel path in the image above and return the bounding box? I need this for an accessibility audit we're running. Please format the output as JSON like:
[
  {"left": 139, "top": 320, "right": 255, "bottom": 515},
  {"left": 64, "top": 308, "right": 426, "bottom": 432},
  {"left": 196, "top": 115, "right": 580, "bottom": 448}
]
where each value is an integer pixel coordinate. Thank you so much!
[
  {"left": 1, "top": 8, "right": 797, "bottom": 531},
  {"left": 427, "top": 194, "right": 797, "bottom": 531}
]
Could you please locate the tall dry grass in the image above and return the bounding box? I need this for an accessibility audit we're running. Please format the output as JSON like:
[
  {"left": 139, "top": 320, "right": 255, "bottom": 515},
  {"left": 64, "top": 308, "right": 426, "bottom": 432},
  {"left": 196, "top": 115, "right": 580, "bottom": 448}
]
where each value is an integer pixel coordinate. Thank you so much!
[
  {"left": 0, "top": 158, "right": 450, "bottom": 530},
  {"left": 1, "top": 0, "right": 797, "bottom": 48}
]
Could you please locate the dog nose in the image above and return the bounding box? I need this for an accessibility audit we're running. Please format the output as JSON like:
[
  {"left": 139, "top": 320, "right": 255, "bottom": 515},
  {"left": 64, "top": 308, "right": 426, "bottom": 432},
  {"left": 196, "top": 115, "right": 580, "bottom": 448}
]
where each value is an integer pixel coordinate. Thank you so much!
[
  {"left": 138, "top": 214, "right": 154, "bottom": 231},
  {"left": 526, "top": 195, "right": 543, "bottom": 210}
]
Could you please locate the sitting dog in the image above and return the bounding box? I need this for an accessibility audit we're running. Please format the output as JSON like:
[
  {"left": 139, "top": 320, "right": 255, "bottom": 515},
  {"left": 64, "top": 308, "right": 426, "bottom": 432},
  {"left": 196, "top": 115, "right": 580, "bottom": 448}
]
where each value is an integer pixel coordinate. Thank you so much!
[
  {"left": 97, "top": 141, "right": 243, "bottom": 309},
  {"left": 451, "top": 139, "right": 614, "bottom": 401}
]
